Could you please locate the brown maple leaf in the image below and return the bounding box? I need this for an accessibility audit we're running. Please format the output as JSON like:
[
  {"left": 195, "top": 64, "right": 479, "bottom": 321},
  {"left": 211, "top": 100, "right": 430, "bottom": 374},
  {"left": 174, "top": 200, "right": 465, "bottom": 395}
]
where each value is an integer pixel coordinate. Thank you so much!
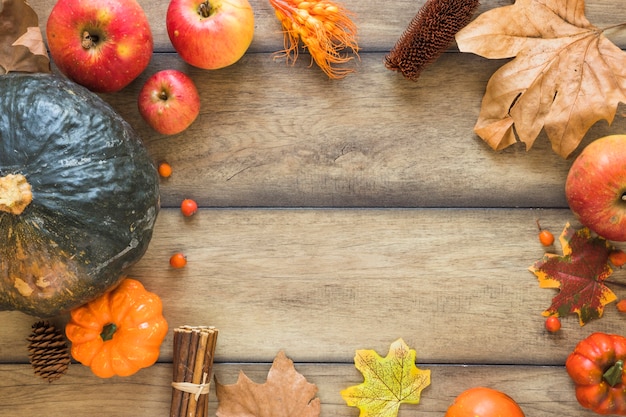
[
  {"left": 529, "top": 223, "right": 618, "bottom": 326},
  {"left": 455, "top": 0, "right": 626, "bottom": 158},
  {"left": 0, "top": 0, "right": 50, "bottom": 74},
  {"left": 215, "top": 351, "right": 320, "bottom": 417}
]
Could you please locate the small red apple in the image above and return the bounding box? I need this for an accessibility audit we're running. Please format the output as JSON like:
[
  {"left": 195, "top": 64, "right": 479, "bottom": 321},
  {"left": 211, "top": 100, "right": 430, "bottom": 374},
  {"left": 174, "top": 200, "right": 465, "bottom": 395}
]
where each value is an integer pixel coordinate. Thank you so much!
[
  {"left": 166, "top": 0, "right": 255, "bottom": 70},
  {"left": 138, "top": 70, "right": 201, "bottom": 135},
  {"left": 566, "top": 135, "right": 626, "bottom": 241},
  {"left": 46, "top": 0, "right": 153, "bottom": 93}
]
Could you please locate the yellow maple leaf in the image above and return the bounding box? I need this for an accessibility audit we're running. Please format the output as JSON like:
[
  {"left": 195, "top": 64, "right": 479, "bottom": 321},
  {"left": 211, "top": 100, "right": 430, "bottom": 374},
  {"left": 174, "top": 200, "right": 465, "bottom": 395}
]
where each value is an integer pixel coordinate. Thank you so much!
[
  {"left": 455, "top": 0, "right": 626, "bottom": 158},
  {"left": 340, "top": 338, "right": 431, "bottom": 417}
]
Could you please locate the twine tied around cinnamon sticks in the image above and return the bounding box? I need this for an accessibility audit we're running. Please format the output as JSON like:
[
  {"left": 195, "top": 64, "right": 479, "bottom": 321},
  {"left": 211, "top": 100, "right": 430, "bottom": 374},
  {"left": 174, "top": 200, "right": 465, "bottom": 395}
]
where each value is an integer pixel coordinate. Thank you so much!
[
  {"left": 170, "top": 326, "right": 218, "bottom": 417},
  {"left": 172, "top": 372, "right": 210, "bottom": 401}
]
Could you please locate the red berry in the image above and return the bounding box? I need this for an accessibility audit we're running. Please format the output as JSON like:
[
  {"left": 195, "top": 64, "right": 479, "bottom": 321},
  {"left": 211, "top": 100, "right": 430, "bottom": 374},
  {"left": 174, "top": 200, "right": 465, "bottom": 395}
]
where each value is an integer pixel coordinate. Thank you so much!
[
  {"left": 617, "top": 299, "right": 626, "bottom": 313},
  {"left": 158, "top": 162, "right": 172, "bottom": 178},
  {"left": 609, "top": 250, "right": 626, "bottom": 267},
  {"left": 169, "top": 252, "right": 187, "bottom": 268},
  {"left": 545, "top": 316, "right": 561, "bottom": 333},
  {"left": 180, "top": 199, "right": 198, "bottom": 217}
]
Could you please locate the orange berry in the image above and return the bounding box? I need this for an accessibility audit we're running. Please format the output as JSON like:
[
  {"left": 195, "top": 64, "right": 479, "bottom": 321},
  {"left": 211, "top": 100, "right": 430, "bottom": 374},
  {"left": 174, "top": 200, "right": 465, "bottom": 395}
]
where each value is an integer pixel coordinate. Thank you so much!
[
  {"left": 180, "top": 199, "right": 198, "bottom": 217},
  {"left": 609, "top": 250, "right": 626, "bottom": 267},
  {"left": 545, "top": 316, "right": 561, "bottom": 333},
  {"left": 617, "top": 299, "right": 626, "bottom": 313},
  {"left": 538, "top": 230, "right": 554, "bottom": 246},
  {"left": 169, "top": 252, "right": 187, "bottom": 268},
  {"left": 536, "top": 220, "right": 554, "bottom": 246},
  {"left": 158, "top": 162, "right": 172, "bottom": 178}
]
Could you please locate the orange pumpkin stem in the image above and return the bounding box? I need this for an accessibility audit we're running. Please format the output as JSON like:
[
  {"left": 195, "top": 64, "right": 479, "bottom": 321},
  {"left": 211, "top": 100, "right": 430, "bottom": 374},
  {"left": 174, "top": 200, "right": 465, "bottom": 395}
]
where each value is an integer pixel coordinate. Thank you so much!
[
  {"left": 0, "top": 173, "right": 33, "bottom": 215},
  {"left": 100, "top": 323, "right": 118, "bottom": 342},
  {"left": 603, "top": 359, "right": 624, "bottom": 387}
]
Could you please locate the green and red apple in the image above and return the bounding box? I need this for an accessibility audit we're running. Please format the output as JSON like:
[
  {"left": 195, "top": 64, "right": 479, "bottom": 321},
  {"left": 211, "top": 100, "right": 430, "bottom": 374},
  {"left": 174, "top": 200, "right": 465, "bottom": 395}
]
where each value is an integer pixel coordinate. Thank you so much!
[
  {"left": 166, "top": 0, "right": 255, "bottom": 70},
  {"left": 138, "top": 69, "right": 201, "bottom": 135},
  {"left": 566, "top": 134, "right": 626, "bottom": 241},
  {"left": 46, "top": 0, "right": 153, "bottom": 93}
]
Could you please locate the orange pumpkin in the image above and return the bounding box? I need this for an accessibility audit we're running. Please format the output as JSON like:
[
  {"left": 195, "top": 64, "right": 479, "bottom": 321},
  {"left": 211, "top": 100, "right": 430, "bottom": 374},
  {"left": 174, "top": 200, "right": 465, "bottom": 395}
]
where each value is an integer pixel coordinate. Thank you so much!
[
  {"left": 445, "top": 387, "right": 526, "bottom": 417},
  {"left": 65, "top": 278, "right": 168, "bottom": 378}
]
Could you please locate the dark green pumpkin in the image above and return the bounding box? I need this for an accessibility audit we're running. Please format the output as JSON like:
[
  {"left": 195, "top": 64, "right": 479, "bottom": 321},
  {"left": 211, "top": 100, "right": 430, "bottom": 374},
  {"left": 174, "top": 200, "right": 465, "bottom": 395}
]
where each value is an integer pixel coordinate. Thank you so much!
[{"left": 0, "top": 73, "right": 159, "bottom": 317}]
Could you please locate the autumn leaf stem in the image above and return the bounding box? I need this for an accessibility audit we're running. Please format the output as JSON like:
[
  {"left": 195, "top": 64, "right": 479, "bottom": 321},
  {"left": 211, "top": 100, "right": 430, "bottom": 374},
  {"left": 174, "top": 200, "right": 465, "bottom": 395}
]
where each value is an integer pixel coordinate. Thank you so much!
[
  {"left": 604, "top": 279, "right": 626, "bottom": 289},
  {"left": 601, "top": 22, "right": 626, "bottom": 33}
]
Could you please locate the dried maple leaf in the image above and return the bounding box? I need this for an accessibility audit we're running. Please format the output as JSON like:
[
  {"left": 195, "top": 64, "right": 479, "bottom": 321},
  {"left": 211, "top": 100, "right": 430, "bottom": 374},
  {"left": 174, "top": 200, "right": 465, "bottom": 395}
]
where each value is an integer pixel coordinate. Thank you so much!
[
  {"left": 214, "top": 350, "right": 320, "bottom": 417},
  {"left": 455, "top": 0, "right": 626, "bottom": 158},
  {"left": 340, "top": 338, "right": 431, "bottom": 417},
  {"left": 0, "top": 0, "right": 50, "bottom": 74},
  {"left": 530, "top": 223, "right": 618, "bottom": 326}
]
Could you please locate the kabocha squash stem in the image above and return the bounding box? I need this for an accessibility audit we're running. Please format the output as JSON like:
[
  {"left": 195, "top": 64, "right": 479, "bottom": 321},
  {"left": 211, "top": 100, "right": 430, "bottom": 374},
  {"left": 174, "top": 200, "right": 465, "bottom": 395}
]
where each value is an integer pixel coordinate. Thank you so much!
[{"left": 0, "top": 173, "right": 32, "bottom": 215}]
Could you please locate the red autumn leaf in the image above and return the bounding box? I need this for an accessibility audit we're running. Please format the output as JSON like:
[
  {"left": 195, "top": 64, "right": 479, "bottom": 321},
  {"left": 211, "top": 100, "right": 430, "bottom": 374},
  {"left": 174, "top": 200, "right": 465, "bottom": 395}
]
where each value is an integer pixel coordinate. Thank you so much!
[
  {"left": 0, "top": 0, "right": 50, "bottom": 74},
  {"left": 530, "top": 223, "right": 617, "bottom": 326}
]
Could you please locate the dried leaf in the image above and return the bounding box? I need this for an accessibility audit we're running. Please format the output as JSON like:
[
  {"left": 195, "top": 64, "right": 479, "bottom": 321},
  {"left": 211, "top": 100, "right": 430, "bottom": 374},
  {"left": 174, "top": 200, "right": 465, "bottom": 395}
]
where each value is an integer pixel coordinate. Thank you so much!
[
  {"left": 455, "top": 0, "right": 626, "bottom": 158},
  {"left": 215, "top": 350, "right": 320, "bottom": 417},
  {"left": 340, "top": 338, "right": 431, "bottom": 417},
  {"left": 0, "top": 0, "right": 50, "bottom": 74},
  {"left": 530, "top": 223, "right": 618, "bottom": 326},
  {"left": 13, "top": 26, "right": 47, "bottom": 56}
]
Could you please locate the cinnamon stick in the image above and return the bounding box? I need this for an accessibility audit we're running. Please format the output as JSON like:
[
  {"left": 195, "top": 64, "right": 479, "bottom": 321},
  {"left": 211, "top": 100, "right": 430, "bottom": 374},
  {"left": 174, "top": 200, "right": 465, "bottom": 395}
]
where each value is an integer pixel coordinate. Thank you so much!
[{"left": 170, "top": 328, "right": 192, "bottom": 417}]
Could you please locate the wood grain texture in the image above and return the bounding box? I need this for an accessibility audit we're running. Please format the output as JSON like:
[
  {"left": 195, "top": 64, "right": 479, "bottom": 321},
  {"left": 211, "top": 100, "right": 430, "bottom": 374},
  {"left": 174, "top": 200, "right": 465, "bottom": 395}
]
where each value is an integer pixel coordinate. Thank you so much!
[
  {"left": 32, "top": 0, "right": 626, "bottom": 208},
  {"left": 103, "top": 53, "right": 587, "bottom": 209},
  {"left": 2, "top": 209, "right": 625, "bottom": 364},
  {"left": 0, "top": 363, "right": 602, "bottom": 416},
  {"left": 4, "top": 1, "right": 626, "bottom": 416},
  {"left": 33, "top": 0, "right": 626, "bottom": 52}
]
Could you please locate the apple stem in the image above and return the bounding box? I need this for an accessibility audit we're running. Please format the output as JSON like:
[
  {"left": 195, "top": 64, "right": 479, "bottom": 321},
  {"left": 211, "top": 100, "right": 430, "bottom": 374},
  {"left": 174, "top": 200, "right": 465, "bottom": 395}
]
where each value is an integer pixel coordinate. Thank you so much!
[
  {"left": 81, "top": 31, "right": 98, "bottom": 49},
  {"left": 198, "top": 1, "right": 215, "bottom": 18},
  {"left": 622, "top": 193, "right": 626, "bottom": 201}
]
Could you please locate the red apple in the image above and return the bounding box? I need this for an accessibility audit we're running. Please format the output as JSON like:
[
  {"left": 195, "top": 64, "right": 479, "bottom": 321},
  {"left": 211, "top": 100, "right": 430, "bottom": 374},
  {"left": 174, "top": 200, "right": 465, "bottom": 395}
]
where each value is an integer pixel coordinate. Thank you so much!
[
  {"left": 166, "top": 0, "right": 255, "bottom": 70},
  {"left": 138, "top": 70, "right": 201, "bottom": 135},
  {"left": 566, "top": 135, "right": 626, "bottom": 241},
  {"left": 46, "top": 0, "right": 153, "bottom": 93}
]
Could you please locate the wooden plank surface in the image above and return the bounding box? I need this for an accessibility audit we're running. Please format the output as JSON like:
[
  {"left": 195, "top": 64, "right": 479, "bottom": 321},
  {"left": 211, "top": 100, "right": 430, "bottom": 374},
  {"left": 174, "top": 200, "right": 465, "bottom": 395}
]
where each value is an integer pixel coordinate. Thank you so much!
[
  {"left": 30, "top": 1, "right": 626, "bottom": 209},
  {"left": 33, "top": 0, "right": 626, "bottom": 52},
  {"left": 0, "top": 363, "right": 602, "bottom": 416},
  {"left": 2, "top": 208, "right": 625, "bottom": 362},
  {"left": 3, "top": 0, "right": 626, "bottom": 416}
]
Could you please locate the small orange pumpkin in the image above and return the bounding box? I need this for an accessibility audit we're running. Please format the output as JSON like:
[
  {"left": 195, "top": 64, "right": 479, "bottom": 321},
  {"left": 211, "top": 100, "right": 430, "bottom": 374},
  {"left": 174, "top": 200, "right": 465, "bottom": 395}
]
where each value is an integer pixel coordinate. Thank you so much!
[{"left": 65, "top": 278, "right": 168, "bottom": 378}]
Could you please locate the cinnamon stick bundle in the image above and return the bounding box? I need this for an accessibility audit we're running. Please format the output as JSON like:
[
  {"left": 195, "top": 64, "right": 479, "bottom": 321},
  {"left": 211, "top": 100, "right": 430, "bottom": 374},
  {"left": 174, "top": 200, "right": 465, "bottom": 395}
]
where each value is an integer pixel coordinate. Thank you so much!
[{"left": 170, "top": 326, "right": 219, "bottom": 417}]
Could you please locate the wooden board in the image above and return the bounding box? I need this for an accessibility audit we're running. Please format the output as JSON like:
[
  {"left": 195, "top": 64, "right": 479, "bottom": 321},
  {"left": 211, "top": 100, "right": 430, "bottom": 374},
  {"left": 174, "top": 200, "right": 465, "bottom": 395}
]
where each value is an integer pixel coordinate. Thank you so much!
[
  {"left": 3, "top": 0, "right": 626, "bottom": 416},
  {"left": 0, "top": 363, "right": 603, "bottom": 416}
]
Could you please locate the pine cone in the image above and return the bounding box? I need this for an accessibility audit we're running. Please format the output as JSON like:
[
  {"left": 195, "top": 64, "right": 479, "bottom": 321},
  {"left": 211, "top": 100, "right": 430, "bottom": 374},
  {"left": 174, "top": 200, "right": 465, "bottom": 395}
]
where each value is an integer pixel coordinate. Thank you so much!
[{"left": 27, "top": 321, "right": 71, "bottom": 382}]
